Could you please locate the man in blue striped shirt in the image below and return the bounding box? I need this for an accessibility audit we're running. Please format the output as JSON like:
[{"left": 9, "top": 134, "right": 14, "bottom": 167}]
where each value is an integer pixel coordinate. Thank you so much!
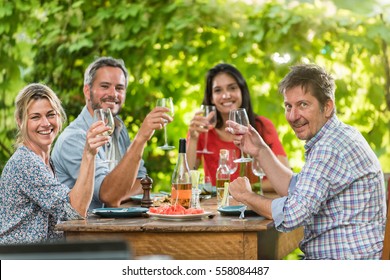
[{"left": 227, "top": 64, "right": 386, "bottom": 259}]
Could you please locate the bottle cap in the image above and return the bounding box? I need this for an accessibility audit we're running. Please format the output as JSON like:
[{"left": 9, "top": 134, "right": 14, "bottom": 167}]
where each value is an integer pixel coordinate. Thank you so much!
[
  {"left": 219, "top": 149, "right": 229, "bottom": 159},
  {"left": 179, "top": 138, "right": 186, "bottom": 153}
]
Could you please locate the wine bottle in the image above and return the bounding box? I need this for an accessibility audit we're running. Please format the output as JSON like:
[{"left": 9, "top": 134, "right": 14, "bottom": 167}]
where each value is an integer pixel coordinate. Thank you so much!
[
  {"left": 171, "top": 138, "right": 192, "bottom": 209},
  {"left": 216, "top": 149, "right": 230, "bottom": 188}
]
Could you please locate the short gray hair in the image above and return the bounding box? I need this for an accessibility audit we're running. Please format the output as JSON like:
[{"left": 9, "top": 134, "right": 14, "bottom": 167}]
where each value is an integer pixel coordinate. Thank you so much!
[{"left": 83, "top": 56, "right": 129, "bottom": 88}]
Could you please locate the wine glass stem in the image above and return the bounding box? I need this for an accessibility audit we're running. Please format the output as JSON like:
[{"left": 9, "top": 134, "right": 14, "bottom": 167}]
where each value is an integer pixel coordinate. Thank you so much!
[
  {"left": 163, "top": 125, "right": 168, "bottom": 146},
  {"left": 105, "top": 140, "right": 110, "bottom": 161},
  {"left": 240, "top": 147, "right": 245, "bottom": 159},
  {"left": 204, "top": 131, "right": 209, "bottom": 151},
  {"left": 259, "top": 176, "right": 263, "bottom": 195}
]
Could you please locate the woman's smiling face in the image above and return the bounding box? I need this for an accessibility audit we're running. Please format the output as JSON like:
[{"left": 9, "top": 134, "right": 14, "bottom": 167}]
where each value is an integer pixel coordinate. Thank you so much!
[
  {"left": 24, "top": 98, "right": 60, "bottom": 153},
  {"left": 211, "top": 72, "right": 242, "bottom": 116}
]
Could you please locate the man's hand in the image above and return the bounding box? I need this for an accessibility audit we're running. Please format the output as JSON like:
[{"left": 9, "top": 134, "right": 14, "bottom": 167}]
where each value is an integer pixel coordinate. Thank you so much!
[
  {"left": 136, "top": 107, "right": 173, "bottom": 142},
  {"left": 229, "top": 177, "right": 253, "bottom": 204},
  {"left": 225, "top": 120, "right": 267, "bottom": 158}
]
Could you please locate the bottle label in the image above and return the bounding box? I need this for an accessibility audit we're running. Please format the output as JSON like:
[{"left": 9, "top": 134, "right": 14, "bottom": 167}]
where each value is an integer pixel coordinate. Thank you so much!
[{"left": 171, "top": 183, "right": 192, "bottom": 209}]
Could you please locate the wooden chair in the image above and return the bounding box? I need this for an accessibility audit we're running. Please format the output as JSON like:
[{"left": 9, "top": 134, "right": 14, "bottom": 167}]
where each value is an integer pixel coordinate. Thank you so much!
[
  {"left": 386, "top": 173, "right": 390, "bottom": 207},
  {"left": 382, "top": 175, "right": 390, "bottom": 260}
]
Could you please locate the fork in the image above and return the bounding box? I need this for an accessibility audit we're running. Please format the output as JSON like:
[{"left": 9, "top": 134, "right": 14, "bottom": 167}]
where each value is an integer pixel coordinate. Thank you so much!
[{"left": 239, "top": 205, "right": 247, "bottom": 219}]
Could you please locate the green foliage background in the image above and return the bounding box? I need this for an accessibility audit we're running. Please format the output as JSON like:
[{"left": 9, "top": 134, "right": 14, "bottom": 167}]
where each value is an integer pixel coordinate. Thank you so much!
[{"left": 1, "top": 0, "right": 389, "bottom": 191}]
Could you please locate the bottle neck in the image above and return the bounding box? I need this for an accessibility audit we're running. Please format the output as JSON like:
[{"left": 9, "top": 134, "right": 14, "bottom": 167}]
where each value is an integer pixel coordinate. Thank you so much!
[
  {"left": 172, "top": 151, "right": 191, "bottom": 184},
  {"left": 219, "top": 156, "right": 228, "bottom": 166},
  {"left": 218, "top": 149, "right": 229, "bottom": 166},
  {"left": 216, "top": 153, "right": 230, "bottom": 180}
]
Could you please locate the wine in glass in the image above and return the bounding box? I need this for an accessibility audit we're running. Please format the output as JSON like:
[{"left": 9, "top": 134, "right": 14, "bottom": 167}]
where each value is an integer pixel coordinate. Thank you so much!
[
  {"left": 251, "top": 158, "right": 265, "bottom": 195},
  {"left": 228, "top": 108, "right": 252, "bottom": 163},
  {"left": 197, "top": 105, "right": 217, "bottom": 154},
  {"left": 93, "top": 108, "right": 115, "bottom": 164},
  {"left": 156, "top": 97, "right": 175, "bottom": 150}
]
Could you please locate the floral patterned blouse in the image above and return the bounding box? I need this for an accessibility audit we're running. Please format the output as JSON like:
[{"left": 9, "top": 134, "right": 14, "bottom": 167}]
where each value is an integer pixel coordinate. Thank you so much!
[{"left": 0, "top": 146, "right": 82, "bottom": 244}]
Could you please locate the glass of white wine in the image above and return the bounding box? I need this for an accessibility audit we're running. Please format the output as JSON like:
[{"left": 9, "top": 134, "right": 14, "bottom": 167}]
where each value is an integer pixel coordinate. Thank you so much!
[
  {"left": 94, "top": 108, "right": 115, "bottom": 164},
  {"left": 251, "top": 158, "right": 265, "bottom": 195},
  {"left": 156, "top": 97, "right": 175, "bottom": 150},
  {"left": 227, "top": 149, "right": 238, "bottom": 175}
]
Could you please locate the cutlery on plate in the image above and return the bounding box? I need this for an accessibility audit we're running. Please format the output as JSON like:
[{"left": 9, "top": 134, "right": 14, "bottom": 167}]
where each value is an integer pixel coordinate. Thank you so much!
[{"left": 239, "top": 205, "right": 247, "bottom": 219}]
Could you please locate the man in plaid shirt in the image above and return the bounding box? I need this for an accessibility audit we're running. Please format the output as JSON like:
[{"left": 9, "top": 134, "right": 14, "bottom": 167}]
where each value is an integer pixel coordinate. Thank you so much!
[{"left": 228, "top": 64, "right": 386, "bottom": 259}]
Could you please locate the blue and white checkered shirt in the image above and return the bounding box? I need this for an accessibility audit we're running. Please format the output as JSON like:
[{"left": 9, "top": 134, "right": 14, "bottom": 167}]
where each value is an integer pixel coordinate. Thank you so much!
[{"left": 272, "top": 115, "right": 386, "bottom": 259}]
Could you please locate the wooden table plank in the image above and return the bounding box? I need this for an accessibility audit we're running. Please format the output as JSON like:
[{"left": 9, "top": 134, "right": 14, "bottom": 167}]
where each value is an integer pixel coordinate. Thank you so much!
[{"left": 62, "top": 231, "right": 257, "bottom": 260}]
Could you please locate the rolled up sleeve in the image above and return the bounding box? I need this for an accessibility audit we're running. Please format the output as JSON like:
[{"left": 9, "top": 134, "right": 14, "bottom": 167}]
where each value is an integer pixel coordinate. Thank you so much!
[{"left": 271, "top": 174, "right": 299, "bottom": 227}]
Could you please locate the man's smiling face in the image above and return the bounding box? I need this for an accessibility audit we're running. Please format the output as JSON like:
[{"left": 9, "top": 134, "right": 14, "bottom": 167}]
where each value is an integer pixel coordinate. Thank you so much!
[
  {"left": 85, "top": 66, "right": 127, "bottom": 117},
  {"left": 284, "top": 85, "right": 333, "bottom": 141}
]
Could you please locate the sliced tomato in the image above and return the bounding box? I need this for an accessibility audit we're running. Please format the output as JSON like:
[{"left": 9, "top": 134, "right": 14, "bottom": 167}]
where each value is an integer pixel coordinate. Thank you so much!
[{"left": 149, "top": 205, "right": 204, "bottom": 215}]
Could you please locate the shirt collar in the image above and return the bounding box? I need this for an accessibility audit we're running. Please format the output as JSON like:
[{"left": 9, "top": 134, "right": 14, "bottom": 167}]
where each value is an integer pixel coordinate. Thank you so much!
[{"left": 304, "top": 114, "right": 340, "bottom": 153}]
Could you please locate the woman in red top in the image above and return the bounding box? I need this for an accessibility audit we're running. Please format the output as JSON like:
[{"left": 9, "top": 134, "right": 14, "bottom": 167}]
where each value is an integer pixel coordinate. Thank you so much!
[{"left": 187, "top": 63, "right": 289, "bottom": 191}]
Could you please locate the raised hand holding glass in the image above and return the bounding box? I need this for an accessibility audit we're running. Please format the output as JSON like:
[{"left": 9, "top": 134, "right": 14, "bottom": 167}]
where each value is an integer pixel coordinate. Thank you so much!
[
  {"left": 93, "top": 108, "right": 115, "bottom": 164},
  {"left": 197, "top": 105, "right": 217, "bottom": 154},
  {"left": 228, "top": 108, "right": 252, "bottom": 163},
  {"left": 156, "top": 97, "right": 175, "bottom": 150}
]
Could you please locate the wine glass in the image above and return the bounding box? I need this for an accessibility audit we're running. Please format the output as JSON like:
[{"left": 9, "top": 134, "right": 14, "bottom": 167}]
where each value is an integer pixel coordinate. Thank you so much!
[
  {"left": 197, "top": 105, "right": 217, "bottom": 154},
  {"left": 93, "top": 108, "right": 115, "bottom": 164},
  {"left": 228, "top": 108, "right": 252, "bottom": 163},
  {"left": 156, "top": 97, "right": 175, "bottom": 150},
  {"left": 227, "top": 149, "right": 238, "bottom": 175},
  {"left": 251, "top": 158, "right": 265, "bottom": 195}
]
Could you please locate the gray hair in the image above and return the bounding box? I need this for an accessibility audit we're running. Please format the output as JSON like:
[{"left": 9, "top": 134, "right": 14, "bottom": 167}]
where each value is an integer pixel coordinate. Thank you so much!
[{"left": 83, "top": 56, "right": 129, "bottom": 88}]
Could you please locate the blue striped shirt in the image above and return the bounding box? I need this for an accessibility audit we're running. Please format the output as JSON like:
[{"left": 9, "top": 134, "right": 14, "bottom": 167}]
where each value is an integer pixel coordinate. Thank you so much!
[{"left": 272, "top": 115, "right": 386, "bottom": 259}]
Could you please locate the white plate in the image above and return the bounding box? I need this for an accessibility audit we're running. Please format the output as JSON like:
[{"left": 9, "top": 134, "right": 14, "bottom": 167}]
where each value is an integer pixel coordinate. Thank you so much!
[{"left": 147, "top": 211, "right": 213, "bottom": 221}]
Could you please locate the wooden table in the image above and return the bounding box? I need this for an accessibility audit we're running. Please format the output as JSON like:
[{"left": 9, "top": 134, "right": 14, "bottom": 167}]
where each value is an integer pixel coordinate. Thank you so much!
[{"left": 56, "top": 197, "right": 303, "bottom": 260}]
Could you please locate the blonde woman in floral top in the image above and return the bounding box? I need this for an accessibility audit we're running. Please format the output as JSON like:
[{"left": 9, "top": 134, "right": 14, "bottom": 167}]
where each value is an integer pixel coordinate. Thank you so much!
[{"left": 0, "top": 83, "right": 109, "bottom": 244}]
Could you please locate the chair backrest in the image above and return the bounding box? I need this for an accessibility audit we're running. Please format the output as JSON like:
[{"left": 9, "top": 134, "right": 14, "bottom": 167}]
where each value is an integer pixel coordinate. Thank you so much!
[
  {"left": 385, "top": 173, "right": 390, "bottom": 207},
  {"left": 382, "top": 194, "right": 390, "bottom": 260}
]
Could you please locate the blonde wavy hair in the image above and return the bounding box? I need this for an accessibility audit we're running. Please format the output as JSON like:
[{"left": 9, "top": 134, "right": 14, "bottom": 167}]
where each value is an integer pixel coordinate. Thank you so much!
[{"left": 14, "top": 83, "right": 67, "bottom": 148}]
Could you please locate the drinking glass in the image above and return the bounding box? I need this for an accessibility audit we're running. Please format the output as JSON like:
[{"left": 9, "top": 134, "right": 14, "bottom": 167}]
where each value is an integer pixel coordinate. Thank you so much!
[
  {"left": 228, "top": 108, "right": 252, "bottom": 163},
  {"left": 251, "top": 158, "right": 265, "bottom": 195},
  {"left": 227, "top": 149, "right": 238, "bottom": 175},
  {"left": 93, "top": 108, "right": 115, "bottom": 164},
  {"left": 190, "top": 170, "right": 201, "bottom": 209},
  {"left": 156, "top": 97, "right": 175, "bottom": 150},
  {"left": 199, "top": 175, "right": 213, "bottom": 196},
  {"left": 197, "top": 105, "right": 217, "bottom": 154}
]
